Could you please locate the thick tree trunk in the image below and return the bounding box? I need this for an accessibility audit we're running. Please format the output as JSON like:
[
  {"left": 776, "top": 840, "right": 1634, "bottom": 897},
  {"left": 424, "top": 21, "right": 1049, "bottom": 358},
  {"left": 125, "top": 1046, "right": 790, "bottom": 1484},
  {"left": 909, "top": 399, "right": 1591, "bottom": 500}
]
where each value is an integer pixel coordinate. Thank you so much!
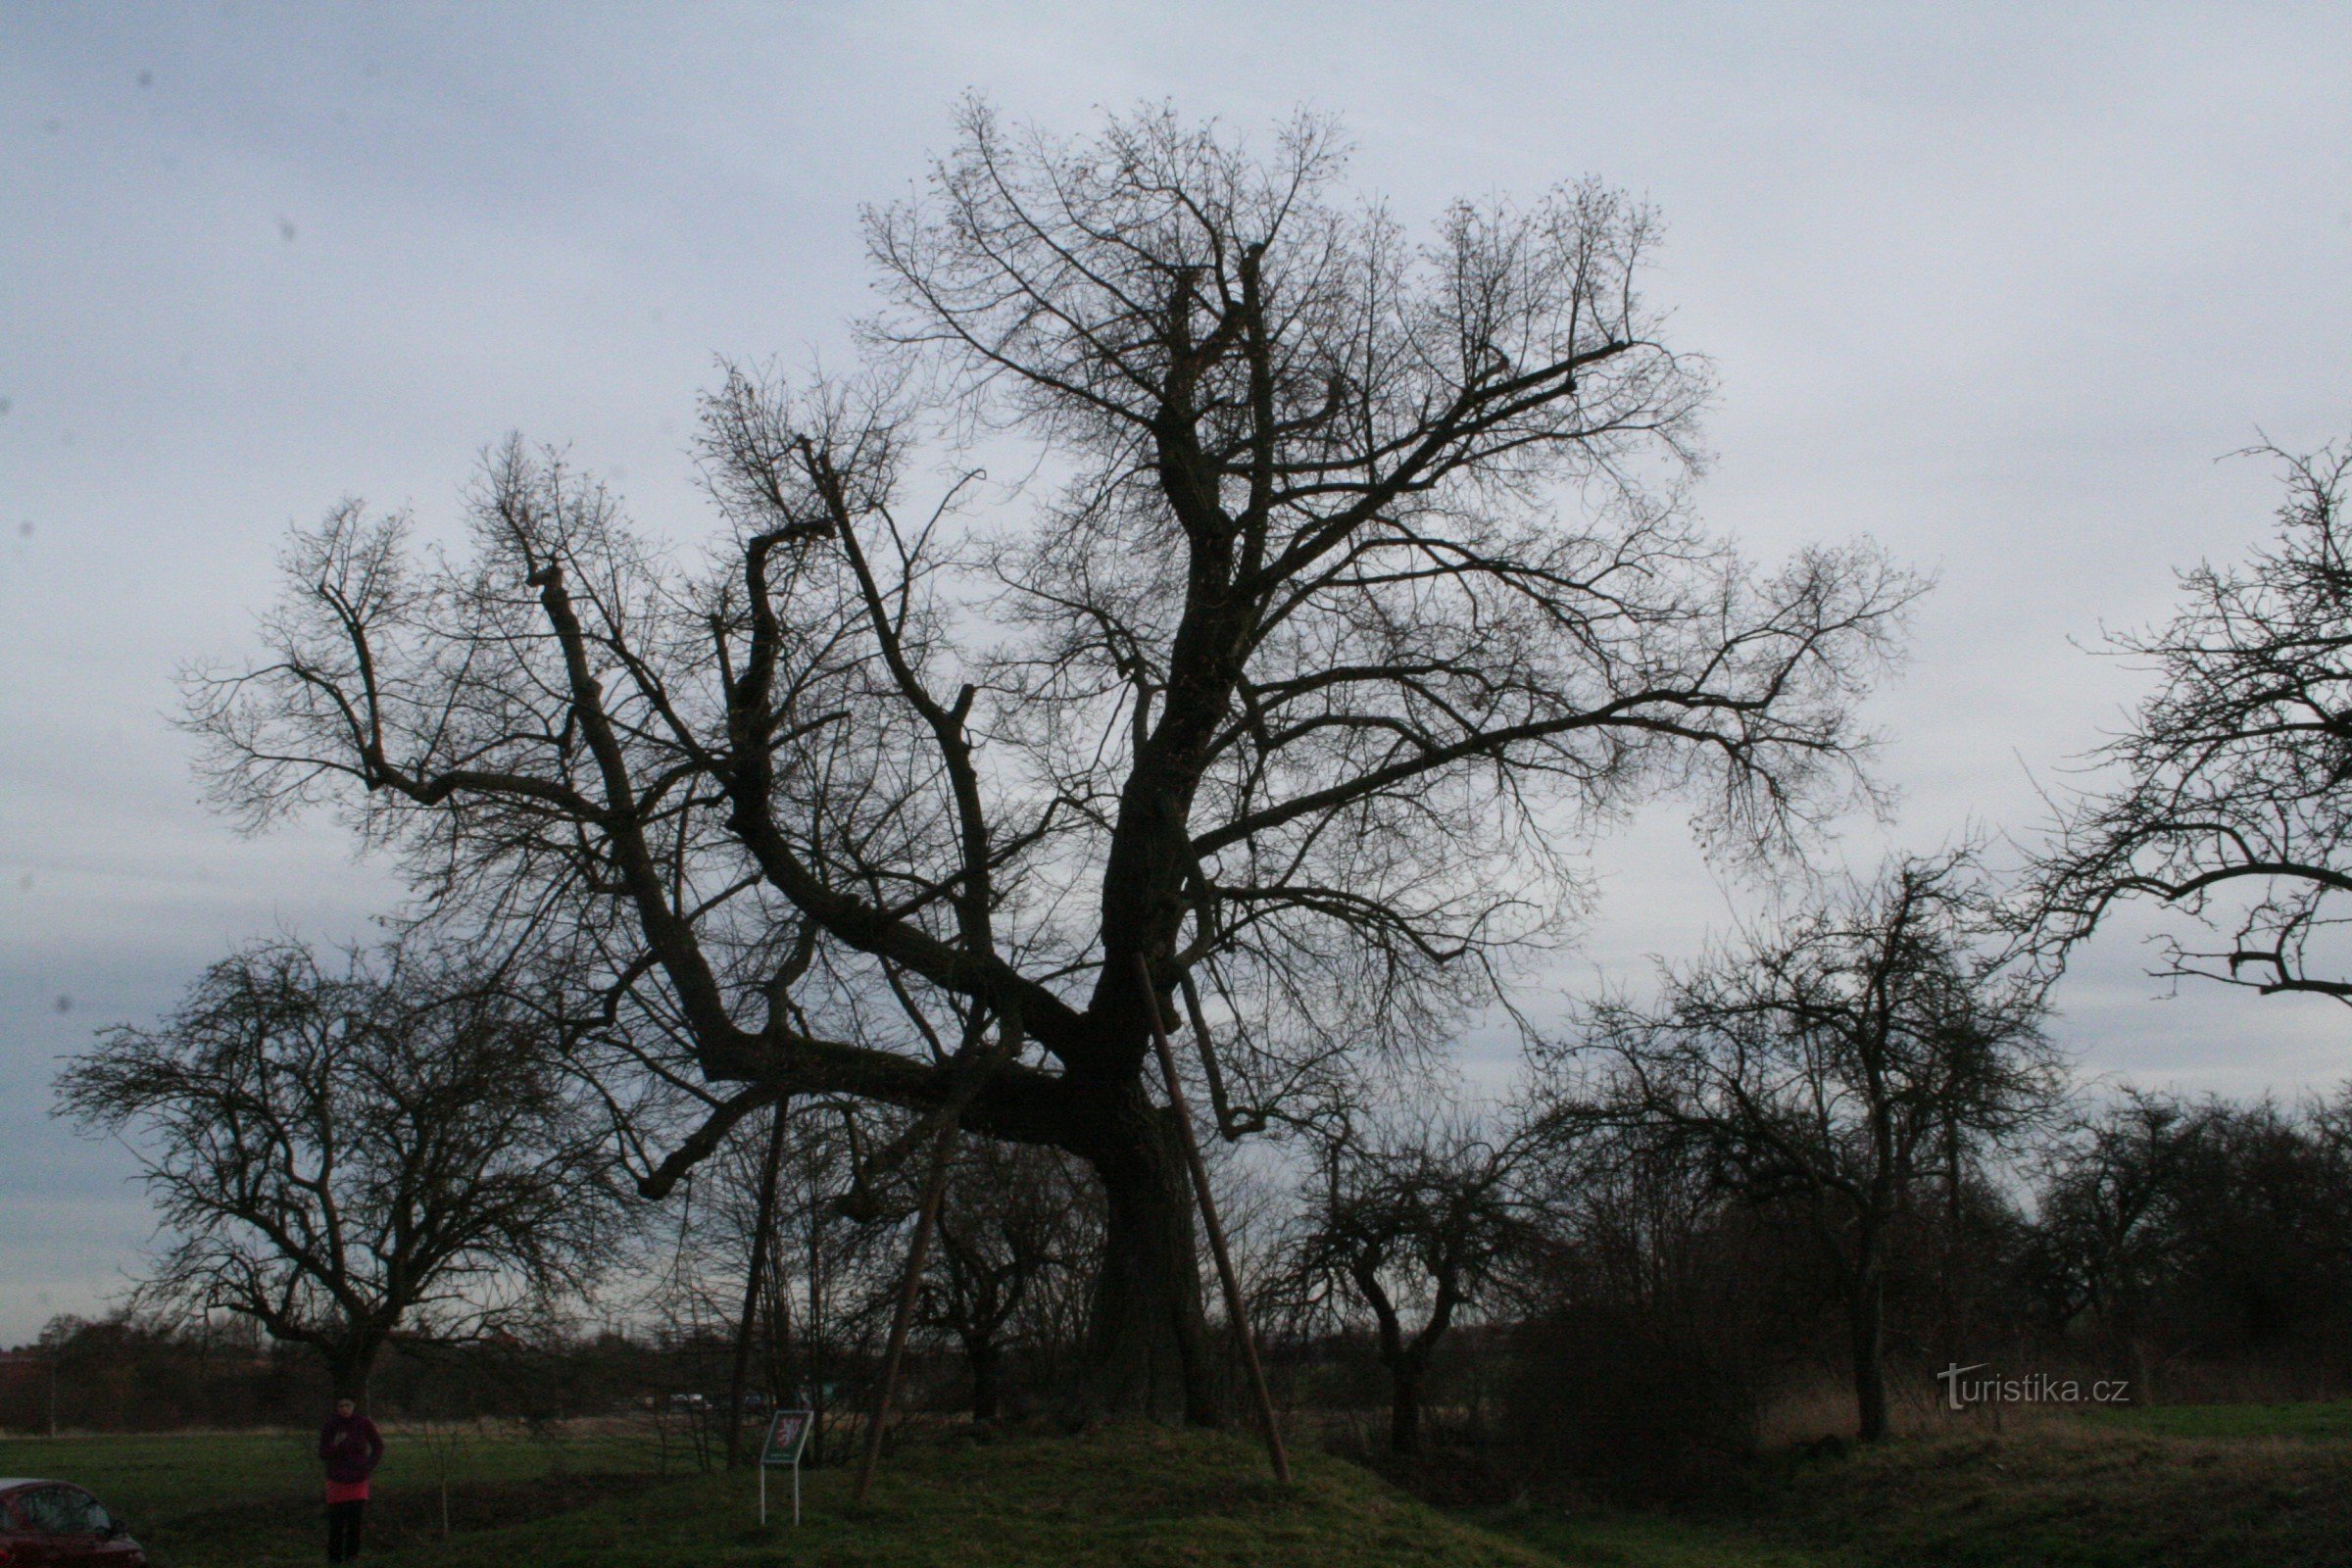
[
  {"left": 326, "top": 1338, "right": 381, "bottom": 1402},
  {"left": 1848, "top": 1267, "right": 1889, "bottom": 1443},
  {"left": 1076, "top": 1091, "right": 1214, "bottom": 1424}
]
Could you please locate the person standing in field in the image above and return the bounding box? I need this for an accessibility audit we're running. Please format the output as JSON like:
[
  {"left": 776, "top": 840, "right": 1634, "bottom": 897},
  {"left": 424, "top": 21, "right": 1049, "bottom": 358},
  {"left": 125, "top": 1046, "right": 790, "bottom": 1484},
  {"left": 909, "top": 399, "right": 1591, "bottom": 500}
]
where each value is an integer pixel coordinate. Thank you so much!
[{"left": 318, "top": 1395, "right": 385, "bottom": 1562}]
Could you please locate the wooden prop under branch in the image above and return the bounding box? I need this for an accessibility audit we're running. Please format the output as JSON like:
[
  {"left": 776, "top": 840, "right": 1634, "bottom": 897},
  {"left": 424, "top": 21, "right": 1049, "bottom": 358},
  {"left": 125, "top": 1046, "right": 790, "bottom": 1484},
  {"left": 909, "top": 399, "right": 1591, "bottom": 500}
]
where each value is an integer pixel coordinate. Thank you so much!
[
  {"left": 1136, "top": 954, "right": 1293, "bottom": 1486},
  {"left": 854, "top": 1115, "right": 958, "bottom": 1503}
]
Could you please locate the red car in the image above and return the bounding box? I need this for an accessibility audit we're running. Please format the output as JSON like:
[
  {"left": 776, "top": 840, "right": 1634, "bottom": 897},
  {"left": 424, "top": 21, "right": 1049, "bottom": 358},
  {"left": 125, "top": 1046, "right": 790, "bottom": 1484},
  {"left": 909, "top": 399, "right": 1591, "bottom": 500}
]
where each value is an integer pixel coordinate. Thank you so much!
[{"left": 0, "top": 1479, "right": 146, "bottom": 1566}]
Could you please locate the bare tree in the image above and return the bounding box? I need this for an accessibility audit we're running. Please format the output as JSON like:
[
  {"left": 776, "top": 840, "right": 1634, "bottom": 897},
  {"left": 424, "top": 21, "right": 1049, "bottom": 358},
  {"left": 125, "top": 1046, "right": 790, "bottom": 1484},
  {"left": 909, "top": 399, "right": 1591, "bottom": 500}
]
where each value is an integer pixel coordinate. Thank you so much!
[
  {"left": 2030, "top": 439, "right": 2352, "bottom": 1005},
  {"left": 918, "top": 1139, "right": 1100, "bottom": 1422},
  {"left": 639, "top": 1093, "right": 895, "bottom": 1466},
  {"left": 184, "top": 102, "right": 1914, "bottom": 1420},
  {"left": 1570, "top": 851, "right": 2061, "bottom": 1441},
  {"left": 55, "top": 941, "right": 624, "bottom": 1398},
  {"left": 1285, "top": 1107, "right": 1533, "bottom": 1454},
  {"left": 2027, "top": 1088, "right": 2352, "bottom": 1392},
  {"left": 2022, "top": 1090, "right": 2205, "bottom": 1388}
]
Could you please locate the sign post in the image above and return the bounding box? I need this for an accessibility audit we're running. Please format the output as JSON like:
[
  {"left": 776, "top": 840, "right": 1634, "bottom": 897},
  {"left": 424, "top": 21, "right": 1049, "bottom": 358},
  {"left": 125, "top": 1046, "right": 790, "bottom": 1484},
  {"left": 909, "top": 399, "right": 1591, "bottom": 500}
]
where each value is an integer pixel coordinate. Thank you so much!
[{"left": 759, "top": 1408, "right": 813, "bottom": 1527}]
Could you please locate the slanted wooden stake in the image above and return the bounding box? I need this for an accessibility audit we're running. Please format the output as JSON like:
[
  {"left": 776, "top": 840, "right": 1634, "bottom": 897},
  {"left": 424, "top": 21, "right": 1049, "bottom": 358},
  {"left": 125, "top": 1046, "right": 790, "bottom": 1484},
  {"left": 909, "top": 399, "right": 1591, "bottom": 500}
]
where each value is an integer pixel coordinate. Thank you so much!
[
  {"left": 725, "top": 1096, "right": 790, "bottom": 1470},
  {"left": 1136, "top": 955, "right": 1292, "bottom": 1485},
  {"left": 854, "top": 1118, "right": 957, "bottom": 1502}
]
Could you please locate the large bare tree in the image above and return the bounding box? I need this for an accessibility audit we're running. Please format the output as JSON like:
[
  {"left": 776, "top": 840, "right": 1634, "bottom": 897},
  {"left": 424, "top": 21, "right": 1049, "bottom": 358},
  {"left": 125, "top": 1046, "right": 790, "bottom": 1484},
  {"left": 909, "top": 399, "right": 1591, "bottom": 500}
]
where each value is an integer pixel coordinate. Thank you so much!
[
  {"left": 2030, "top": 439, "right": 2352, "bottom": 1005},
  {"left": 56, "top": 942, "right": 622, "bottom": 1398},
  {"left": 186, "top": 103, "right": 1913, "bottom": 1419}
]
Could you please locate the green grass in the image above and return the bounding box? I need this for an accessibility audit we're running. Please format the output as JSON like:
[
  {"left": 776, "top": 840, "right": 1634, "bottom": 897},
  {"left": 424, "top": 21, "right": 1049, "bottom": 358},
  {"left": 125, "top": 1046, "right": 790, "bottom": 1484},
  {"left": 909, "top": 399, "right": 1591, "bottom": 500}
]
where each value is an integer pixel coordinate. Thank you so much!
[
  {"left": 0, "top": 1427, "right": 667, "bottom": 1567},
  {"left": 0, "top": 1425, "right": 1556, "bottom": 1568},
  {"left": 11, "top": 1408, "right": 2352, "bottom": 1568},
  {"left": 1473, "top": 1506, "right": 1830, "bottom": 1567},
  {"left": 420, "top": 1425, "right": 1558, "bottom": 1568},
  {"left": 1756, "top": 1420, "right": 2352, "bottom": 1568},
  {"left": 0, "top": 1431, "right": 313, "bottom": 1517},
  {"left": 2076, "top": 1399, "right": 2352, "bottom": 1442},
  {"left": 1474, "top": 1402, "right": 2352, "bottom": 1568}
]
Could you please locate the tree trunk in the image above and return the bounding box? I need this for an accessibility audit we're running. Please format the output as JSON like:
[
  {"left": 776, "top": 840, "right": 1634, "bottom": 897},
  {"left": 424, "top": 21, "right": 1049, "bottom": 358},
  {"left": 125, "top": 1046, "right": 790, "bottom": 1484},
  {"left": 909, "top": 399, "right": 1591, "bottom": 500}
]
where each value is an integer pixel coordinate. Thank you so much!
[
  {"left": 761, "top": 1250, "right": 794, "bottom": 1408},
  {"left": 1938, "top": 1112, "right": 1963, "bottom": 1368},
  {"left": 326, "top": 1338, "right": 381, "bottom": 1402},
  {"left": 805, "top": 1145, "right": 828, "bottom": 1464},
  {"left": 968, "top": 1336, "right": 1003, "bottom": 1424},
  {"left": 1388, "top": 1355, "right": 1426, "bottom": 1456},
  {"left": 1076, "top": 1091, "right": 1213, "bottom": 1424},
  {"left": 1848, "top": 1266, "right": 1889, "bottom": 1443}
]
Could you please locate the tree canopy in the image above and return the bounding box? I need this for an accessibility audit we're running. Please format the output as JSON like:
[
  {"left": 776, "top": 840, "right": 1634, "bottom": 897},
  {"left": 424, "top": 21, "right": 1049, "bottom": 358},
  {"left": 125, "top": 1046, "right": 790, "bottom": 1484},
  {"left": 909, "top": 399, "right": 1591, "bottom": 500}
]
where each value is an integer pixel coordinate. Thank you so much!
[
  {"left": 185, "top": 102, "right": 1915, "bottom": 1417},
  {"left": 57, "top": 940, "right": 622, "bottom": 1396},
  {"left": 2031, "top": 439, "right": 2352, "bottom": 1005}
]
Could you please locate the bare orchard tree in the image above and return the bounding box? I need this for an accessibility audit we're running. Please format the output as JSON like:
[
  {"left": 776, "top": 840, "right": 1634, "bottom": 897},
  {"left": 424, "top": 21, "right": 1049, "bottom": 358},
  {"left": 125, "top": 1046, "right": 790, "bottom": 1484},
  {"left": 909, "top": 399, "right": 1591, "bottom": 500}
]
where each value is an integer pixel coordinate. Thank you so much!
[
  {"left": 184, "top": 103, "right": 1914, "bottom": 1420},
  {"left": 2030, "top": 439, "right": 2352, "bottom": 1005},
  {"left": 1569, "top": 851, "right": 2062, "bottom": 1442},
  {"left": 638, "top": 1094, "right": 893, "bottom": 1466},
  {"left": 1284, "top": 1104, "right": 1535, "bottom": 1455},
  {"left": 918, "top": 1139, "right": 1101, "bottom": 1422},
  {"left": 2021, "top": 1090, "right": 2207, "bottom": 1387},
  {"left": 55, "top": 941, "right": 625, "bottom": 1398}
]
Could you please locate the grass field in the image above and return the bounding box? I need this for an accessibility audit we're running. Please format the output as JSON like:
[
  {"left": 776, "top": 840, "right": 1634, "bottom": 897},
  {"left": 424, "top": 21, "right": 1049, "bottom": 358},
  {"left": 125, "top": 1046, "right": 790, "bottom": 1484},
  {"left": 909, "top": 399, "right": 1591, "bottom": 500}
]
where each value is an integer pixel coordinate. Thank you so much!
[
  {"left": 0, "top": 1425, "right": 671, "bottom": 1565},
  {"left": 2081, "top": 1398, "right": 2352, "bottom": 1442},
  {"left": 6, "top": 1403, "right": 2351, "bottom": 1566},
  {"left": 1760, "top": 1410, "right": 2352, "bottom": 1568},
  {"left": 0, "top": 1424, "right": 1548, "bottom": 1568}
]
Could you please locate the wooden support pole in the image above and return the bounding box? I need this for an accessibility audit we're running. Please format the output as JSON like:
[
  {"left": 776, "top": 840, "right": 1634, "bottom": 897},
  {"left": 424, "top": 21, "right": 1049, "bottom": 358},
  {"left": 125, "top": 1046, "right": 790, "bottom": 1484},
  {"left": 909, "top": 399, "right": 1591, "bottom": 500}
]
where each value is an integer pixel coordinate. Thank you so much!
[
  {"left": 854, "top": 1118, "right": 957, "bottom": 1502},
  {"left": 1135, "top": 955, "right": 1292, "bottom": 1485},
  {"left": 725, "top": 1097, "right": 790, "bottom": 1470}
]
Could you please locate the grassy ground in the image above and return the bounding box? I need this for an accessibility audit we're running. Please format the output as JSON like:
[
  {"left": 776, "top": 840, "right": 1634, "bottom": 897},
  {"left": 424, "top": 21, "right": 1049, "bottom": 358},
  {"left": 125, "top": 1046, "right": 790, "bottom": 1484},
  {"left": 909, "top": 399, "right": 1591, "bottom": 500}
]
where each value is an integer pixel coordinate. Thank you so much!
[
  {"left": 7, "top": 1403, "right": 2352, "bottom": 1567},
  {"left": 1760, "top": 1411, "right": 2352, "bottom": 1567},
  {"left": 1478, "top": 1401, "right": 2352, "bottom": 1568},
  {"left": 0, "top": 1426, "right": 667, "bottom": 1566},
  {"left": 423, "top": 1426, "right": 1555, "bottom": 1568},
  {"left": 2080, "top": 1398, "right": 2352, "bottom": 1442},
  {"left": 0, "top": 1424, "right": 1550, "bottom": 1568},
  {"left": 1475, "top": 1508, "right": 1832, "bottom": 1567}
]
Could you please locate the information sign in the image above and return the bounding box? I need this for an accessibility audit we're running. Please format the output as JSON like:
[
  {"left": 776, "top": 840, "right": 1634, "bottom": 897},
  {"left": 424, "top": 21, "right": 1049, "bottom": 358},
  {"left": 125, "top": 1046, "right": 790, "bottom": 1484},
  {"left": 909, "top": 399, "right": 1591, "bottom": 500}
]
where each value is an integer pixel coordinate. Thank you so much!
[{"left": 759, "top": 1408, "right": 813, "bottom": 1526}]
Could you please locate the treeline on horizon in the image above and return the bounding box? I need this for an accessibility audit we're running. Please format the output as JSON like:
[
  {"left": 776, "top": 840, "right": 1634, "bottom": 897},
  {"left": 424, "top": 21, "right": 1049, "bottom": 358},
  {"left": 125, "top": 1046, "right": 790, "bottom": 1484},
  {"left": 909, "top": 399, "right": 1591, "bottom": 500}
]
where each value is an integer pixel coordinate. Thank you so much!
[{"left": 17, "top": 1080, "right": 2352, "bottom": 1498}]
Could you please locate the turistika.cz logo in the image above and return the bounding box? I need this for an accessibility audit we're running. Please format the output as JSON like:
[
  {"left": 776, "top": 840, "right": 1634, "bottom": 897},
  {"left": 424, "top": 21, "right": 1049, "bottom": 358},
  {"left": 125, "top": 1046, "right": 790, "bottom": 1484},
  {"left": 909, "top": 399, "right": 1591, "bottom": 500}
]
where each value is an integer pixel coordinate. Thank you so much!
[{"left": 1936, "top": 1363, "right": 2132, "bottom": 1410}]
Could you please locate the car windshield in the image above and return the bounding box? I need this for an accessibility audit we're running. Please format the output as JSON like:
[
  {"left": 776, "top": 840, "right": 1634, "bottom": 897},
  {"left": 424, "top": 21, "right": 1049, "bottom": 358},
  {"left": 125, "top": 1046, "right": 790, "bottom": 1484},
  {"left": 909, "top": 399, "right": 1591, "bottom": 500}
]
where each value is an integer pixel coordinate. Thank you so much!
[{"left": 15, "top": 1485, "right": 107, "bottom": 1535}]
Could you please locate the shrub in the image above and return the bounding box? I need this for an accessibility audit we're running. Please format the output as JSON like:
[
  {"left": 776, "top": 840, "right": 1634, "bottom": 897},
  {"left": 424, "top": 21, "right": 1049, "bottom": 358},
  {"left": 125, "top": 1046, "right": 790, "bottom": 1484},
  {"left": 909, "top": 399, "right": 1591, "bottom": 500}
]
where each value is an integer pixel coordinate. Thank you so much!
[{"left": 1504, "top": 1303, "right": 1760, "bottom": 1501}]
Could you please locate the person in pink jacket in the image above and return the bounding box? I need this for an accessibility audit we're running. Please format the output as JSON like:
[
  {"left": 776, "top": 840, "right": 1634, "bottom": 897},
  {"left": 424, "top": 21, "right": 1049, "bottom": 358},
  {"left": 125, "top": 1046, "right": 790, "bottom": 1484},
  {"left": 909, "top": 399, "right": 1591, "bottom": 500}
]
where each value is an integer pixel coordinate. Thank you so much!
[{"left": 318, "top": 1396, "right": 386, "bottom": 1562}]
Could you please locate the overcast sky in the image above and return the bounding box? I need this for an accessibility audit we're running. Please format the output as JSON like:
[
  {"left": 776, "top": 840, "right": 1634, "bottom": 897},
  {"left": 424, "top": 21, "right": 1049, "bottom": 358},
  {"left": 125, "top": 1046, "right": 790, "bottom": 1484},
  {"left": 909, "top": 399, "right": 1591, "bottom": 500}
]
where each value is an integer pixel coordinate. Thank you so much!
[{"left": 4, "top": 2, "right": 2348, "bottom": 1345}]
